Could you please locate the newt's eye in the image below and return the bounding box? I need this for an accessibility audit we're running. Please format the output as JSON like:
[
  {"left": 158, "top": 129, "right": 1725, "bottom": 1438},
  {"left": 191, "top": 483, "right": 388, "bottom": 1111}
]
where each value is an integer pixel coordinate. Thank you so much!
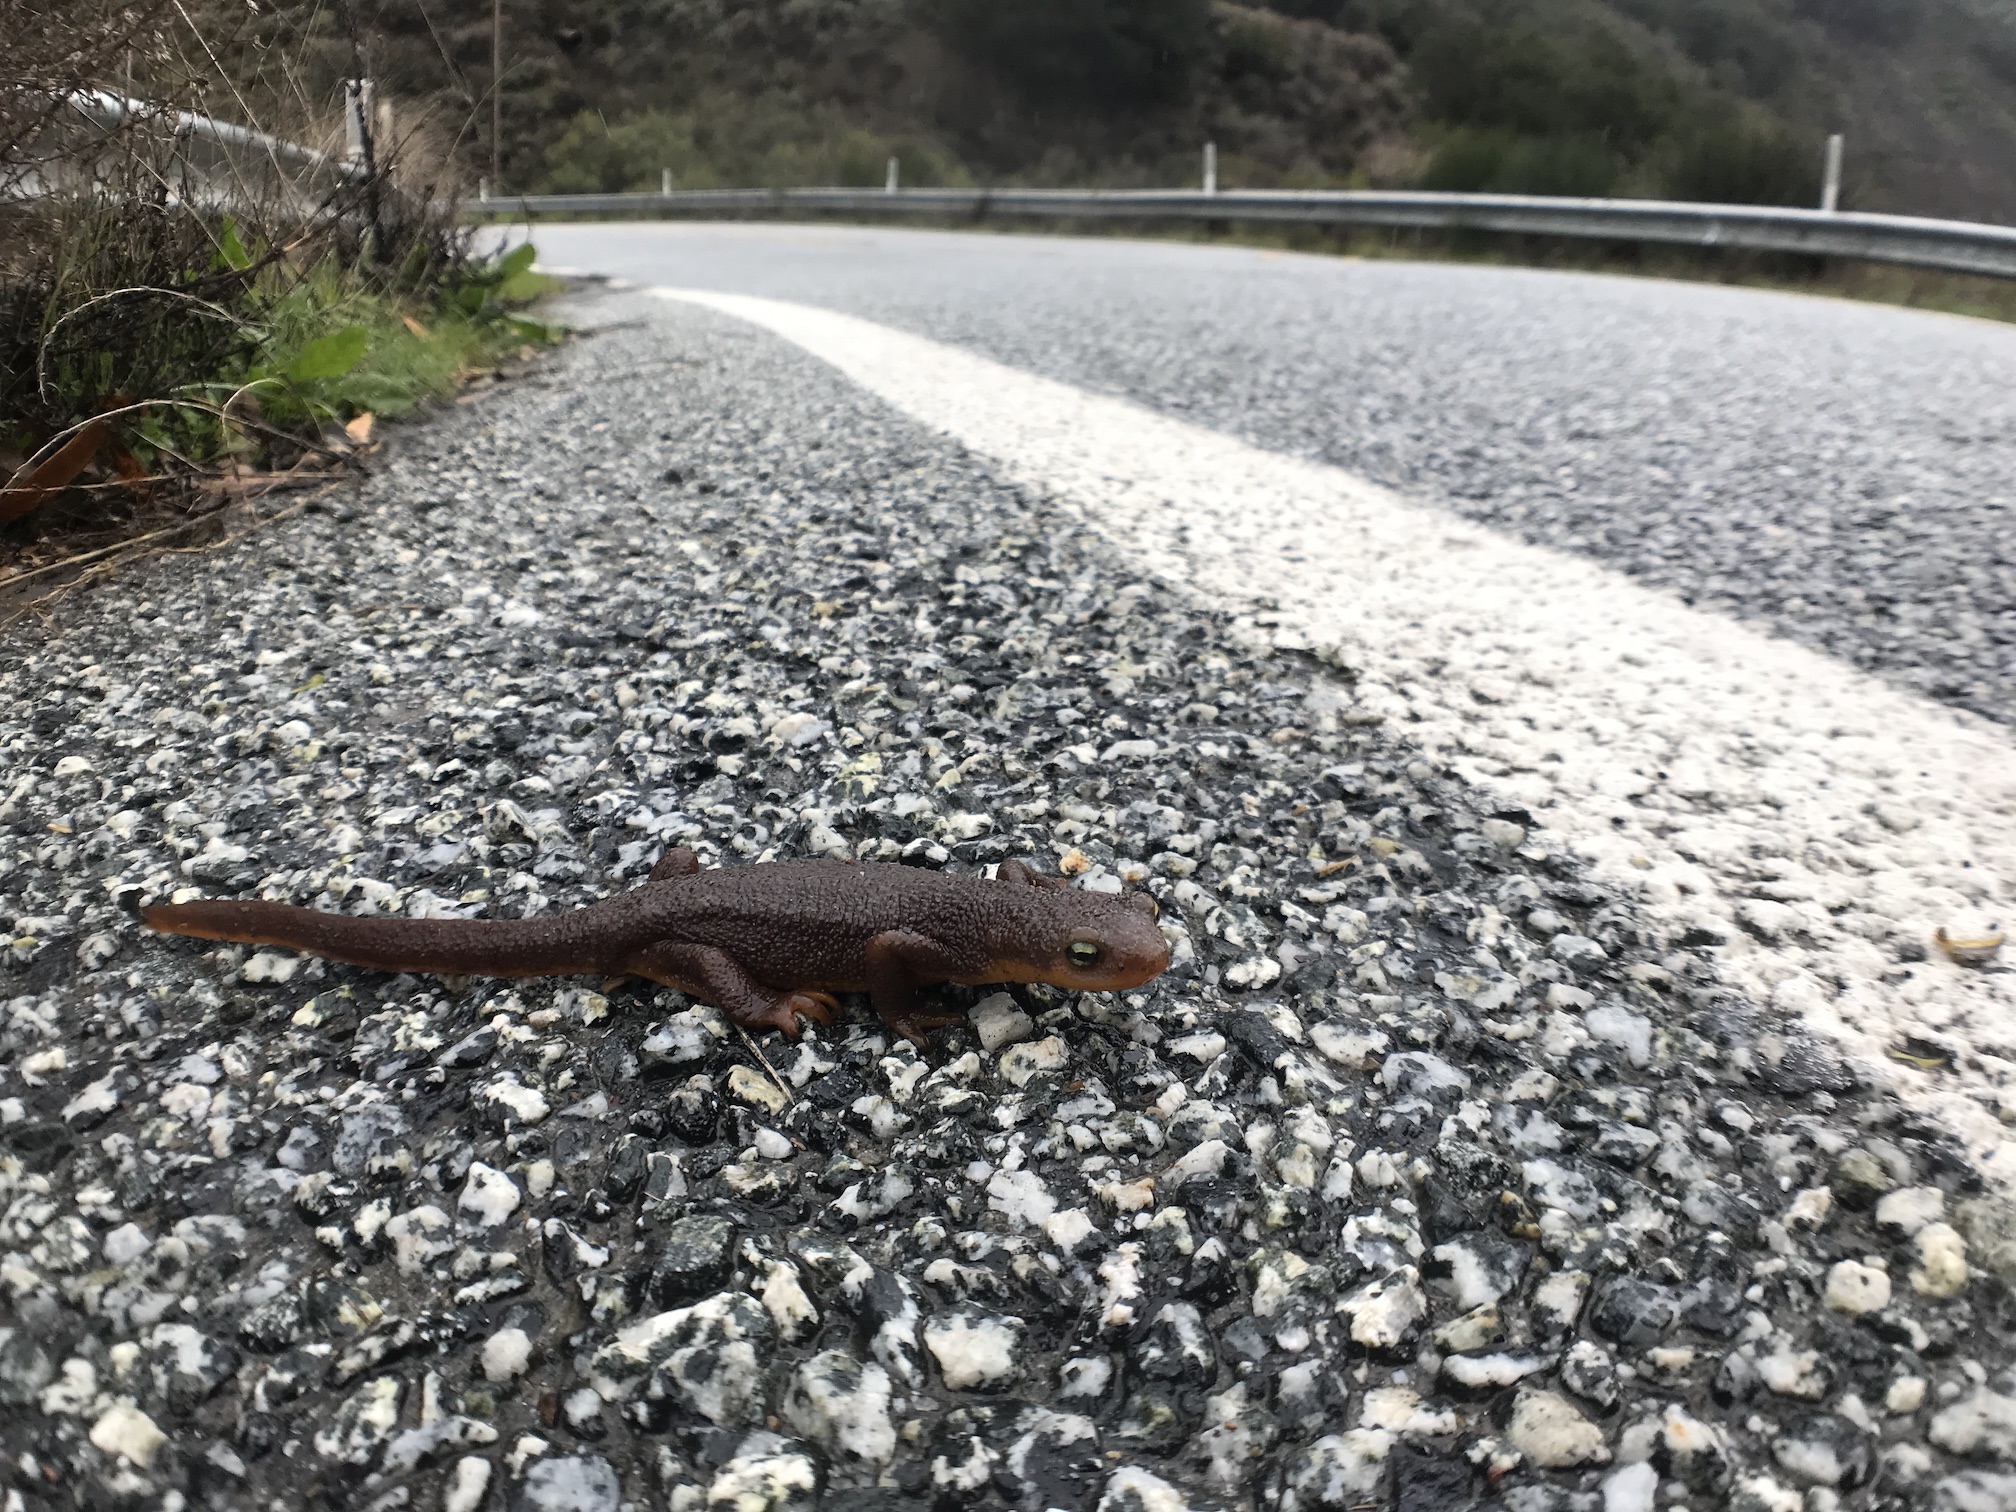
[{"left": 1066, "top": 940, "right": 1102, "bottom": 969}]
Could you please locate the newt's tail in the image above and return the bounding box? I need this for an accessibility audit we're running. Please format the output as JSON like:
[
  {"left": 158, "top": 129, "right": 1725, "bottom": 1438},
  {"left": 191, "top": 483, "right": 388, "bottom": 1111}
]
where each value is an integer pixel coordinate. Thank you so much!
[{"left": 142, "top": 899, "right": 614, "bottom": 978}]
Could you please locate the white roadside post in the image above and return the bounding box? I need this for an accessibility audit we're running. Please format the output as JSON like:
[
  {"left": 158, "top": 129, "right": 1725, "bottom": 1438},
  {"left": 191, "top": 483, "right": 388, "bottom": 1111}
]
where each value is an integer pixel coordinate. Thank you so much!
[
  {"left": 886, "top": 155, "right": 899, "bottom": 194},
  {"left": 1821, "top": 133, "right": 1843, "bottom": 213},
  {"left": 342, "top": 78, "right": 375, "bottom": 164},
  {"left": 1203, "top": 141, "right": 1217, "bottom": 195},
  {"left": 662, "top": 167, "right": 673, "bottom": 196}
]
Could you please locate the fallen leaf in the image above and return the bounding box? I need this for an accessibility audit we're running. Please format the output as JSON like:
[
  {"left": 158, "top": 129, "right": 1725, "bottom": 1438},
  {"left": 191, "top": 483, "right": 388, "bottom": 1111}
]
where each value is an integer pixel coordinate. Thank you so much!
[
  {"left": 344, "top": 413, "right": 375, "bottom": 445},
  {"left": 1890, "top": 1033, "right": 1954, "bottom": 1071},
  {"left": 1935, "top": 927, "right": 2004, "bottom": 967},
  {"left": 196, "top": 463, "right": 343, "bottom": 501},
  {"left": 401, "top": 315, "right": 430, "bottom": 339},
  {"left": 0, "top": 419, "right": 108, "bottom": 525}
]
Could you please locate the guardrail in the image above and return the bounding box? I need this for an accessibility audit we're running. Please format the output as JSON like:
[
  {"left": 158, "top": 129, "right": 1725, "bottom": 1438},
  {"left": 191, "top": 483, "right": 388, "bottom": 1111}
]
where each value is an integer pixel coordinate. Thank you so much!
[
  {"left": 11, "top": 89, "right": 367, "bottom": 209},
  {"left": 476, "top": 185, "right": 2016, "bottom": 282}
]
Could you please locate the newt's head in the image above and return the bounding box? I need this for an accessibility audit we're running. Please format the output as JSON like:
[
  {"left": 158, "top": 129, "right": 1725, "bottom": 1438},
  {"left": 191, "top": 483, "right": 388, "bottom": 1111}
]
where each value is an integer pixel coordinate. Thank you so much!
[{"left": 982, "top": 870, "right": 1173, "bottom": 993}]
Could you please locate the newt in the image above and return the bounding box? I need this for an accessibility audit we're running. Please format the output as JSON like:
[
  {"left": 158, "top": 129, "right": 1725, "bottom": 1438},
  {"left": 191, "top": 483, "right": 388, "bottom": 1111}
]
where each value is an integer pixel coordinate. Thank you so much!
[{"left": 143, "top": 851, "right": 1172, "bottom": 1045}]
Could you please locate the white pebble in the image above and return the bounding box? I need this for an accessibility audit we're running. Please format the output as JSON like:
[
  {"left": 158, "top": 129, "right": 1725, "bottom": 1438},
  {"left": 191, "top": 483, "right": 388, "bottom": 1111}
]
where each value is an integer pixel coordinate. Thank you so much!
[
  {"left": 1601, "top": 1460, "right": 1658, "bottom": 1512},
  {"left": 89, "top": 1402, "right": 166, "bottom": 1468},
  {"left": 1875, "top": 1185, "right": 1945, "bottom": 1239},
  {"left": 923, "top": 1308, "right": 1023, "bottom": 1390},
  {"left": 444, "top": 1457, "right": 492, "bottom": 1512},
  {"left": 1888, "top": 1376, "right": 1927, "bottom": 1414},
  {"left": 1824, "top": 1259, "right": 1892, "bottom": 1316},
  {"left": 480, "top": 1327, "right": 533, "bottom": 1383},
  {"left": 999, "top": 1036, "right": 1069, "bottom": 1087},
  {"left": 478, "top": 1079, "right": 550, "bottom": 1126},
  {"left": 1508, "top": 1389, "right": 1610, "bottom": 1468},
  {"left": 1784, "top": 1187, "right": 1832, "bottom": 1230},
  {"left": 986, "top": 1168, "right": 1056, "bottom": 1228},
  {"left": 458, "top": 1163, "right": 522, "bottom": 1228},
  {"left": 969, "top": 992, "right": 1035, "bottom": 1051},
  {"left": 1911, "top": 1223, "right": 1970, "bottom": 1299},
  {"left": 100, "top": 1223, "right": 150, "bottom": 1265}
]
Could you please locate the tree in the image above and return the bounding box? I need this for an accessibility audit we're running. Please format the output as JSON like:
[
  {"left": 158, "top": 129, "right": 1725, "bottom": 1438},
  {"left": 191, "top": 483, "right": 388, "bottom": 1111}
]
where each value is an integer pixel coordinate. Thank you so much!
[{"left": 928, "top": 0, "right": 1214, "bottom": 107}]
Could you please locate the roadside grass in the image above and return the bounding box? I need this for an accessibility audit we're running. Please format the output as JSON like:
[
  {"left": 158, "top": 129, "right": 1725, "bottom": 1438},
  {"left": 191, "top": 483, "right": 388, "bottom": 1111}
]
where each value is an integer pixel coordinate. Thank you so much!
[
  {"left": 144, "top": 236, "right": 564, "bottom": 450},
  {"left": 0, "top": 1, "right": 571, "bottom": 619},
  {"left": 2, "top": 230, "right": 562, "bottom": 548}
]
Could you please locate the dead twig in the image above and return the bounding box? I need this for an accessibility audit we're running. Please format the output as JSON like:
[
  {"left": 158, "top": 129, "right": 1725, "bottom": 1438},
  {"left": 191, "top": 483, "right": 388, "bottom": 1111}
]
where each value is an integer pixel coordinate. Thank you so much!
[
  {"left": 3, "top": 478, "right": 342, "bottom": 622},
  {"left": 732, "top": 1021, "right": 797, "bottom": 1108},
  {"left": 0, "top": 506, "right": 228, "bottom": 592}
]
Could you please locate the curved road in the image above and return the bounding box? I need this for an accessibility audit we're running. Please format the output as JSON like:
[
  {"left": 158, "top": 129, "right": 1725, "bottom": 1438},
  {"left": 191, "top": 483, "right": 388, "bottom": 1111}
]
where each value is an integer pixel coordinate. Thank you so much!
[
  {"left": 529, "top": 221, "right": 2016, "bottom": 725},
  {"left": 528, "top": 220, "right": 2016, "bottom": 1169}
]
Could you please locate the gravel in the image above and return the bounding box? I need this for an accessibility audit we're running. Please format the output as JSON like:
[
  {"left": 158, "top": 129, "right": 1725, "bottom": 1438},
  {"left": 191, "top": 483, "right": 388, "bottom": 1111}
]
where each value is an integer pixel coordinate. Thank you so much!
[
  {"left": 4, "top": 290, "right": 2016, "bottom": 1510},
  {"left": 528, "top": 222, "right": 2016, "bottom": 727}
]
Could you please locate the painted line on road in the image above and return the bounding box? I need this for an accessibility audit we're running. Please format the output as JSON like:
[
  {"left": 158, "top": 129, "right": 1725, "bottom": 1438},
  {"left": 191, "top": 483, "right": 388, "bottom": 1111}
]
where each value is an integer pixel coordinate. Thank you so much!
[{"left": 653, "top": 285, "right": 2016, "bottom": 1181}]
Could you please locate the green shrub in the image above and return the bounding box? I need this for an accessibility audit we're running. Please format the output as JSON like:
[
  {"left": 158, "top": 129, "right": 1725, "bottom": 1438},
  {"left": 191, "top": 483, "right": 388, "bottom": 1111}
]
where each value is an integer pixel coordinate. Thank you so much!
[
  {"left": 538, "top": 99, "right": 969, "bottom": 193},
  {"left": 1657, "top": 114, "right": 1821, "bottom": 206},
  {"left": 1409, "top": 14, "right": 1682, "bottom": 151},
  {"left": 1420, "top": 129, "right": 1622, "bottom": 197},
  {"left": 928, "top": 0, "right": 1214, "bottom": 106},
  {"left": 1794, "top": 0, "right": 1918, "bottom": 45}
]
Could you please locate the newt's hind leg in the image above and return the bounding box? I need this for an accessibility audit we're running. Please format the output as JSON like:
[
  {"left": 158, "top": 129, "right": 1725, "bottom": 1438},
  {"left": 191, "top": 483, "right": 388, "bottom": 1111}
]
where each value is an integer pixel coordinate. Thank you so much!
[
  {"left": 625, "top": 941, "right": 833, "bottom": 1038},
  {"left": 600, "top": 850, "right": 706, "bottom": 991},
  {"left": 649, "top": 847, "right": 702, "bottom": 883}
]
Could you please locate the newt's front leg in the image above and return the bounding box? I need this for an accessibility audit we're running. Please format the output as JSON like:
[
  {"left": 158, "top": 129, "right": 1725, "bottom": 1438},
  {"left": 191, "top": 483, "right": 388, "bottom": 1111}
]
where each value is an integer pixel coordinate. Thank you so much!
[
  {"left": 864, "top": 930, "right": 973, "bottom": 1047},
  {"left": 626, "top": 941, "right": 837, "bottom": 1038}
]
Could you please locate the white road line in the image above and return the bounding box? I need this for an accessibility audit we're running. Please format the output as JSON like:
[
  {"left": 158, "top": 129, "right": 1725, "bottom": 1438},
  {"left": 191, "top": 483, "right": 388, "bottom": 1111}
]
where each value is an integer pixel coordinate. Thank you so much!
[{"left": 654, "top": 285, "right": 2016, "bottom": 1180}]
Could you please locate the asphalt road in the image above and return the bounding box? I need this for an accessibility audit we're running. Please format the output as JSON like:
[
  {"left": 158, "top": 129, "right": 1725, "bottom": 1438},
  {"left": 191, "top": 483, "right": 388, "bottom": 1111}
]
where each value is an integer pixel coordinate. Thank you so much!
[
  {"left": 527, "top": 221, "right": 2016, "bottom": 727},
  {"left": 6, "top": 230, "right": 2016, "bottom": 1512}
]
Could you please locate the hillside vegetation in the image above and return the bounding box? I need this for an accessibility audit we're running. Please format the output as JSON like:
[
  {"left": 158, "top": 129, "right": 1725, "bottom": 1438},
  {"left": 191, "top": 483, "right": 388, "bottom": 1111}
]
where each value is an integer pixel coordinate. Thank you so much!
[{"left": 231, "top": 0, "right": 2016, "bottom": 220}]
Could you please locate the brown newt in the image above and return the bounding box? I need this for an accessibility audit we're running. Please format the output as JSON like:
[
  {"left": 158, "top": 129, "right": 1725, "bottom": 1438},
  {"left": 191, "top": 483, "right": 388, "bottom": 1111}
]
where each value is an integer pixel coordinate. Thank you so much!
[{"left": 143, "top": 850, "right": 1172, "bottom": 1044}]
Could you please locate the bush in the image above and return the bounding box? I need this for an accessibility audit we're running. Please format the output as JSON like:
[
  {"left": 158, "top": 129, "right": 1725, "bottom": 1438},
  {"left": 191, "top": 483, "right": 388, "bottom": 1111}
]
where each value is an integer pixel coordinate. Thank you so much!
[
  {"left": 1419, "top": 129, "right": 1623, "bottom": 197},
  {"left": 1794, "top": 0, "right": 1918, "bottom": 45},
  {"left": 538, "top": 99, "right": 968, "bottom": 193},
  {"left": 1409, "top": 14, "right": 1682, "bottom": 151},
  {"left": 1, "top": 2, "right": 552, "bottom": 535},
  {"left": 929, "top": 0, "right": 1215, "bottom": 107},
  {"left": 1657, "top": 114, "right": 1821, "bottom": 206}
]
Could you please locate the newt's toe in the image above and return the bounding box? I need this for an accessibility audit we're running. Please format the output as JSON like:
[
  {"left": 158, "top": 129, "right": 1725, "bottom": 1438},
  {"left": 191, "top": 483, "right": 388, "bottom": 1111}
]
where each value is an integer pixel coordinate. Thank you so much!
[
  {"left": 730, "top": 992, "right": 838, "bottom": 1039},
  {"left": 882, "top": 1006, "right": 966, "bottom": 1049},
  {"left": 783, "top": 991, "right": 838, "bottom": 1027},
  {"left": 732, "top": 1001, "right": 805, "bottom": 1038}
]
